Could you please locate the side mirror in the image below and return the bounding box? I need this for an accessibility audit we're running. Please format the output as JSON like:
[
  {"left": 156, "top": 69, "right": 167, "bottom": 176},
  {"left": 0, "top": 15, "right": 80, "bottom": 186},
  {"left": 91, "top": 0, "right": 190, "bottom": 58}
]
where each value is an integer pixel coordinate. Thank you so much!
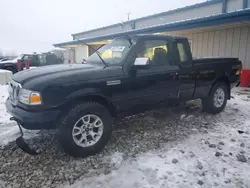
[{"left": 134, "top": 57, "right": 150, "bottom": 68}]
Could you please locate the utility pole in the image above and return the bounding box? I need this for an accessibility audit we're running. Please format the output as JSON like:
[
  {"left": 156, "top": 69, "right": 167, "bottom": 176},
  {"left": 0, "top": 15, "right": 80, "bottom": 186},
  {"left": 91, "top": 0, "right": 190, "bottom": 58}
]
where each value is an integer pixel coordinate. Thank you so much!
[{"left": 126, "top": 12, "right": 131, "bottom": 21}]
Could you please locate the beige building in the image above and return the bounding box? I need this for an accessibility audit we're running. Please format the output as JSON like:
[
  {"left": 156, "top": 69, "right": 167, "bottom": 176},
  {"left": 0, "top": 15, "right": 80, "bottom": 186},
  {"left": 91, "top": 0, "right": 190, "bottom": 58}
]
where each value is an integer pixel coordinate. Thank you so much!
[{"left": 54, "top": 0, "right": 250, "bottom": 84}]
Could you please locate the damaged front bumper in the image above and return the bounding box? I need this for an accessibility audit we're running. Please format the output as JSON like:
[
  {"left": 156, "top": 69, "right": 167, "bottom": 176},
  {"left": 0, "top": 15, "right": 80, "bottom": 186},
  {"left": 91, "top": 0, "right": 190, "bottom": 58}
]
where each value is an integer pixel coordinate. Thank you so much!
[{"left": 10, "top": 117, "right": 40, "bottom": 155}]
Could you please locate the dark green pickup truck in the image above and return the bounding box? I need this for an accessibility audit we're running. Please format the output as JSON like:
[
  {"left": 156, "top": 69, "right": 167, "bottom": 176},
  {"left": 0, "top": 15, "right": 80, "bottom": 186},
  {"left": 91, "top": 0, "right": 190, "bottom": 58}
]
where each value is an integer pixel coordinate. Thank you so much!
[{"left": 6, "top": 34, "right": 241, "bottom": 157}]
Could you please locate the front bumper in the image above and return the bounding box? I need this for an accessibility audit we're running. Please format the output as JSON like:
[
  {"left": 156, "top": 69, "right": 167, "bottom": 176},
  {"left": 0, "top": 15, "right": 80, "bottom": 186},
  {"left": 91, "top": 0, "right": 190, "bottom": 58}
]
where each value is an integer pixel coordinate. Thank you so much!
[{"left": 6, "top": 99, "right": 60, "bottom": 130}]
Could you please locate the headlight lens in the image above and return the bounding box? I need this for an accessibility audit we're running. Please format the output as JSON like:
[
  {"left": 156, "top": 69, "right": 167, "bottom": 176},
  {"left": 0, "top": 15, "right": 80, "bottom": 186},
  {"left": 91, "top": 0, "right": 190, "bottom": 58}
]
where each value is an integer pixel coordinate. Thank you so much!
[{"left": 18, "top": 88, "right": 42, "bottom": 105}]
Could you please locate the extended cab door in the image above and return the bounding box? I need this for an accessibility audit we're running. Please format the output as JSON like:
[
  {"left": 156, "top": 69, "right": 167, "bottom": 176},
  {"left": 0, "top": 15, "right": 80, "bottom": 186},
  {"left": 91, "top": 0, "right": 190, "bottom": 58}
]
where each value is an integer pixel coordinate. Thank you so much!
[{"left": 173, "top": 39, "right": 196, "bottom": 100}]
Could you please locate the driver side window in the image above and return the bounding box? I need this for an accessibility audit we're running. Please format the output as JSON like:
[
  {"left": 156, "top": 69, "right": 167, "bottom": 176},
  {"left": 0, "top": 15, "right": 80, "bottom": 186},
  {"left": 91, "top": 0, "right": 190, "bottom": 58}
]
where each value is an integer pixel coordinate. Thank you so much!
[
  {"left": 23, "top": 55, "right": 29, "bottom": 60},
  {"left": 137, "top": 40, "right": 170, "bottom": 67}
]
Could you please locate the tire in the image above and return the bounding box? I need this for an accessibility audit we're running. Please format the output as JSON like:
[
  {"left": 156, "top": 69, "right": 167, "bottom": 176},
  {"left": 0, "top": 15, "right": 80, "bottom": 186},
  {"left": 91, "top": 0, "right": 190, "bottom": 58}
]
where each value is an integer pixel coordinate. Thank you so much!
[
  {"left": 202, "top": 82, "right": 228, "bottom": 114},
  {"left": 5, "top": 66, "right": 17, "bottom": 74},
  {"left": 58, "top": 102, "right": 113, "bottom": 157}
]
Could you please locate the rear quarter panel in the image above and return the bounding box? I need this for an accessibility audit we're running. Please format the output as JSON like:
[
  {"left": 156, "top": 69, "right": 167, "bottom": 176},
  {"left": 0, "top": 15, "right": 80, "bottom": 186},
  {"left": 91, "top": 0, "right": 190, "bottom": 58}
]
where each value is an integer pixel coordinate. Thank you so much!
[{"left": 193, "top": 58, "right": 241, "bottom": 99}]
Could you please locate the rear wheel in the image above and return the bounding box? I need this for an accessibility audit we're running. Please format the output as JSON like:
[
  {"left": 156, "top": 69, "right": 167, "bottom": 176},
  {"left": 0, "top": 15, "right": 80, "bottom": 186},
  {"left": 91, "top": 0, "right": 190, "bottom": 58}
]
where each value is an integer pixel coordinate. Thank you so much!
[
  {"left": 202, "top": 82, "right": 228, "bottom": 114},
  {"left": 58, "top": 102, "right": 113, "bottom": 157}
]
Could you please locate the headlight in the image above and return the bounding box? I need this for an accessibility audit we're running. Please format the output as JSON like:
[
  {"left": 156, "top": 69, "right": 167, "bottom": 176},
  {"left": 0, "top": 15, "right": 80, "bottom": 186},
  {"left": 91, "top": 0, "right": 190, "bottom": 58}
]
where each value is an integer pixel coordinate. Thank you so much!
[{"left": 18, "top": 88, "right": 42, "bottom": 105}]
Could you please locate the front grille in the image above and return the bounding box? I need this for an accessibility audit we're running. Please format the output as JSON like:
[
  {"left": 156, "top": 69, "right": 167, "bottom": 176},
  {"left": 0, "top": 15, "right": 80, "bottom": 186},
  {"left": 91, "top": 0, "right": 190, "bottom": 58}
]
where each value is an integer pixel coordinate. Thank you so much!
[{"left": 8, "top": 80, "right": 21, "bottom": 106}]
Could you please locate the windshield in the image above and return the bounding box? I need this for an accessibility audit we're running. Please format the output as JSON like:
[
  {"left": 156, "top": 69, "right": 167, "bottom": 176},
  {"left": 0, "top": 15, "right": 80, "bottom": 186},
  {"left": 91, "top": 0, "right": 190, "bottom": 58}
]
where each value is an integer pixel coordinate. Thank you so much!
[
  {"left": 11, "top": 54, "right": 24, "bottom": 61},
  {"left": 87, "top": 38, "right": 131, "bottom": 65}
]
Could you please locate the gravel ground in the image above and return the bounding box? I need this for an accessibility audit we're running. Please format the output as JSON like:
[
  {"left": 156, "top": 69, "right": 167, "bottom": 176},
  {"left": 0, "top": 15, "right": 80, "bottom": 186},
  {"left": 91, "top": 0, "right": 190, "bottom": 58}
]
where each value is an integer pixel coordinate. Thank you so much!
[
  {"left": 0, "top": 101, "right": 209, "bottom": 188},
  {"left": 0, "top": 87, "right": 250, "bottom": 188}
]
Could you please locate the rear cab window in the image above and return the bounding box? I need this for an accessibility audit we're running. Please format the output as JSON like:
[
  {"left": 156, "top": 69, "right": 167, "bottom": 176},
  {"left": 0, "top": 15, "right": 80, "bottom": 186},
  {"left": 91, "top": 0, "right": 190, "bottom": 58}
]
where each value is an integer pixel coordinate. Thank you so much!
[
  {"left": 177, "top": 43, "right": 188, "bottom": 63},
  {"left": 175, "top": 39, "right": 192, "bottom": 65}
]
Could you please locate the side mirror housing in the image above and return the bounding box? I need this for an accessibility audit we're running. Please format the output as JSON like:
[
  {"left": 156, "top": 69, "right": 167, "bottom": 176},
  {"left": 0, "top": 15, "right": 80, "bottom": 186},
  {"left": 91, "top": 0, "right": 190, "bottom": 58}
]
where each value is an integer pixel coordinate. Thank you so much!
[{"left": 134, "top": 57, "right": 150, "bottom": 68}]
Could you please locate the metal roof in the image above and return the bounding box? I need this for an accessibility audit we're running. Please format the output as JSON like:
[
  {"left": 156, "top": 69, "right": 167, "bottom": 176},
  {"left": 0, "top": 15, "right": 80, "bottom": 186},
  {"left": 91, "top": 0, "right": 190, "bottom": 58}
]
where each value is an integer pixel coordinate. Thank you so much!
[
  {"left": 128, "top": 34, "right": 187, "bottom": 40},
  {"left": 166, "top": 20, "right": 250, "bottom": 35},
  {"left": 71, "top": 0, "right": 223, "bottom": 37},
  {"left": 54, "top": 9, "right": 250, "bottom": 47}
]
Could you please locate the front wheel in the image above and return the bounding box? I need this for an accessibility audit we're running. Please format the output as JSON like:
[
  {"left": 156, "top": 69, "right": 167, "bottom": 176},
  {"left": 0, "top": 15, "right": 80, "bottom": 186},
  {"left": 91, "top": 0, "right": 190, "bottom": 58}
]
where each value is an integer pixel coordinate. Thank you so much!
[
  {"left": 58, "top": 102, "right": 113, "bottom": 157},
  {"left": 202, "top": 82, "right": 228, "bottom": 114}
]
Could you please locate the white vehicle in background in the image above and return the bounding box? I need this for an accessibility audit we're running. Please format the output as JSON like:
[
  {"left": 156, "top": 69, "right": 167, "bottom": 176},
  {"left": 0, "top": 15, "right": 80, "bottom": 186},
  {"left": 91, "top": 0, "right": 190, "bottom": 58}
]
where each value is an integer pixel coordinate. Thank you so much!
[{"left": 0, "top": 58, "right": 9, "bottom": 62}]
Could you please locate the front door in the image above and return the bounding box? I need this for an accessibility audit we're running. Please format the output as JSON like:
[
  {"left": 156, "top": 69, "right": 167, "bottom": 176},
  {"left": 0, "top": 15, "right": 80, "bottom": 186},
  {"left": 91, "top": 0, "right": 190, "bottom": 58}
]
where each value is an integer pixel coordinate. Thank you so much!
[{"left": 118, "top": 39, "right": 181, "bottom": 114}]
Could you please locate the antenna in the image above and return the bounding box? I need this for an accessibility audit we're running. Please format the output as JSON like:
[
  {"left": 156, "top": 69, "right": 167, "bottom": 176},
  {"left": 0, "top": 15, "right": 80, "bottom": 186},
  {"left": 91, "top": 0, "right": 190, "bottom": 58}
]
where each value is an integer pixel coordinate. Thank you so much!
[{"left": 120, "top": 20, "right": 124, "bottom": 30}]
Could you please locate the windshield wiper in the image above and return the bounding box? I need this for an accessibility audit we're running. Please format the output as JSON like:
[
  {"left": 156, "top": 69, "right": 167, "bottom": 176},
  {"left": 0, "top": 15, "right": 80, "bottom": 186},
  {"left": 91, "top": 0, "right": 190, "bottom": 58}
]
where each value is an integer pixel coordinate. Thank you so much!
[{"left": 75, "top": 39, "right": 108, "bottom": 67}]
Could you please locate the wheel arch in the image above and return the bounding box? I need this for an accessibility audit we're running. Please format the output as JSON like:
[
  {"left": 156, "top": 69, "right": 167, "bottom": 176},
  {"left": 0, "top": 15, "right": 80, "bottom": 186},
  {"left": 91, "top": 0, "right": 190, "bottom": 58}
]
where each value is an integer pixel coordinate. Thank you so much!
[
  {"left": 211, "top": 76, "right": 230, "bottom": 99},
  {"left": 60, "top": 91, "right": 117, "bottom": 119}
]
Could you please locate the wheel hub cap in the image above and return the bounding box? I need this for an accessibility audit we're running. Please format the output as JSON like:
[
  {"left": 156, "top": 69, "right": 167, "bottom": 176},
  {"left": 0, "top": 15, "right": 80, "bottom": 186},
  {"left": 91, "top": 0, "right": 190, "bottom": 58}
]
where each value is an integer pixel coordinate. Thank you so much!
[
  {"left": 213, "top": 88, "right": 225, "bottom": 108},
  {"left": 72, "top": 114, "right": 104, "bottom": 147}
]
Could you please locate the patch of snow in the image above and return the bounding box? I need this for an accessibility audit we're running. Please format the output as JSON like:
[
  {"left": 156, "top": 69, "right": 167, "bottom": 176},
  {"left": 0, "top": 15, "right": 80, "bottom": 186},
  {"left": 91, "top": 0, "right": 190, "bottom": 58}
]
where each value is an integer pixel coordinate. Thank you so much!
[
  {"left": 0, "top": 85, "right": 39, "bottom": 147},
  {"left": 0, "top": 85, "right": 19, "bottom": 146},
  {"left": 0, "top": 85, "right": 10, "bottom": 122},
  {"left": 180, "top": 114, "right": 186, "bottom": 120},
  {"left": 65, "top": 88, "right": 250, "bottom": 188},
  {"left": 23, "top": 67, "right": 38, "bottom": 70},
  {"left": 0, "top": 69, "right": 11, "bottom": 73},
  {"left": 110, "top": 152, "right": 124, "bottom": 167},
  {"left": 0, "top": 71, "right": 12, "bottom": 85}
]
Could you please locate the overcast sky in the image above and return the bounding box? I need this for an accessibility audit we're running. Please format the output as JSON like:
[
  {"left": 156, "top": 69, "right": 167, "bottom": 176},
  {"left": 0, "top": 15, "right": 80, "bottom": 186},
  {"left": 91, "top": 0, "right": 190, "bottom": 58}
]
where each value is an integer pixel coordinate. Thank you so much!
[{"left": 0, "top": 0, "right": 205, "bottom": 55}]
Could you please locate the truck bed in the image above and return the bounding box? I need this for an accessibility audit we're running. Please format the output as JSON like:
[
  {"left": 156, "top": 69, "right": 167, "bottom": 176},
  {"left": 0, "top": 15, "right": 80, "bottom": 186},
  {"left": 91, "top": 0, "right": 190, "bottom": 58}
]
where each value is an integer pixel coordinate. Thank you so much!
[{"left": 193, "top": 57, "right": 239, "bottom": 64}]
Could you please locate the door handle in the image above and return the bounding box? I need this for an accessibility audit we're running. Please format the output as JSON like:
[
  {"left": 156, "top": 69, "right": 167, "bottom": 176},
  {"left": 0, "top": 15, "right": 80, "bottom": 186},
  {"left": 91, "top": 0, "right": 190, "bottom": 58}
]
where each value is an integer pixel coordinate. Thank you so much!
[
  {"left": 174, "top": 72, "right": 179, "bottom": 79},
  {"left": 167, "top": 72, "right": 178, "bottom": 79}
]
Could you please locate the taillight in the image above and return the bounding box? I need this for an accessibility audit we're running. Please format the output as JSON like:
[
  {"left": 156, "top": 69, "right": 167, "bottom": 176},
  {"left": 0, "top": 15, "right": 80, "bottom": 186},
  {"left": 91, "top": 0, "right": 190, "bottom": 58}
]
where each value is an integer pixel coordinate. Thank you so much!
[{"left": 235, "top": 64, "right": 242, "bottom": 76}]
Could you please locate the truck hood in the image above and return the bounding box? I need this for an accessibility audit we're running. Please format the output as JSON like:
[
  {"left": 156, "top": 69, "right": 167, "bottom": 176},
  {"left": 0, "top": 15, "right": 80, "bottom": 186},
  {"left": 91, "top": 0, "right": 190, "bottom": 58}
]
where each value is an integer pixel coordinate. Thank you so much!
[
  {"left": 13, "top": 64, "right": 101, "bottom": 83},
  {"left": 0, "top": 59, "right": 16, "bottom": 64},
  {"left": 12, "top": 63, "right": 123, "bottom": 89}
]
